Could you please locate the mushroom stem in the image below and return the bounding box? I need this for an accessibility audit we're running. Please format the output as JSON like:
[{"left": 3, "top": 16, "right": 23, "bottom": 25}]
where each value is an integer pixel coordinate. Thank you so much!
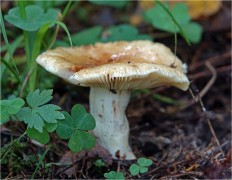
[{"left": 90, "top": 87, "right": 135, "bottom": 159}]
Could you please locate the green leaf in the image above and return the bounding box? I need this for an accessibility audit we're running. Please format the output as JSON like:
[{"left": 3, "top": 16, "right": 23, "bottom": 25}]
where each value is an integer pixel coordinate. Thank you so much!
[
  {"left": 34, "top": 104, "right": 63, "bottom": 123},
  {"left": 89, "top": 0, "right": 127, "bottom": 8},
  {"left": 71, "top": 26, "right": 103, "bottom": 46},
  {"left": 16, "top": 89, "right": 64, "bottom": 133},
  {"left": 70, "top": 24, "right": 152, "bottom": 46},
  {"left": 0, "top": 11, "right": 20, "bottom": 80},
  {"left": 26, "top": 89, "right": 53, "bottom": 108},
  {"left": 182, "top": 22, "right": 203, "bottom": 43},
  {"left": 94, "top": 159, "right": 106, "bottom": 167},
  {"left": 54, "top": 21, "right": 73, "bottom": 47},
  {"left": 144, "top": 3, "right": 181, "bottom": 33},
  {"left": 104, "top": 171, "right": 125, "bottom": 180},
  {"left": 0, "top": 98, "right": 25, "bottom": 124},
  {"left": 139, "top": 166, "right": 148, "bottom": 174},
  {"left": 4, "top": 5, "right": 59, "bottom": 31},
  {"left": 56, "top": 112, "right": 75, "bottom": 139},
  {"left": 56, "top": 105, "right": 96, "bottom": 152},
  {"left": 16, "top": 107, "right": 44, "bottom": 132},
  {"left": 26, "top": 128, "right": 50, "bottom": 144},
  {"left": 144, "top": 2, "right": 202, "bottom": 43},
  {"left": 129, "top": 164, "right": 140, "bottom": 176},
  {"left": 68, "top": 131, "right": 96, "bottom": 152},
  {"left": 101, "top": 24, "right": 152, "bottom": 42},
  {"left": 44, "top": 122, "right": 57, "bottom": 133},
  {"left": 170, "top": 3, "right": 190, "bottom": 25},
  {"left": 137, "top": 157, "right": 153, "bottom": 166},
  {"left": 71, "top": 104, "right": 96, "bottom": 130}
]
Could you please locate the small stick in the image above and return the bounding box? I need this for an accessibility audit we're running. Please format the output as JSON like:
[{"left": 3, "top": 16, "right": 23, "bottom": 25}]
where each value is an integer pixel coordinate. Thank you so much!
[
  {"left": 196, "top": 61, "right": 217, "bottom": 101},
  {"left": 160, "top": 171, "right": 203, "bottom": 179},
  {"left": 189, "top": 88, "right": 225, "bottom": 157}
]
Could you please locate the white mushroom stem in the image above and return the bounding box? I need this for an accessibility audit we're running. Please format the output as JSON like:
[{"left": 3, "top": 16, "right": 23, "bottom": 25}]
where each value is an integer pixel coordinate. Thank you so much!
[{"left": 90, "top": 87, "right": 135, "bottom": 160}]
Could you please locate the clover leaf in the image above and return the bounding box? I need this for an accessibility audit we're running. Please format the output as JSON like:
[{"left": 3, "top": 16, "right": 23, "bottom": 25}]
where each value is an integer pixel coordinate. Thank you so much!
[
  {"left": 15, "top": 89, "right": 64, "bottom": 133},
  {"left": 137, "top": 157, "right": 153, "bottom": 166},
  {"left": 181, "top": 22, "right": 203, "bottom": 43},
  {"left": 4, "top": 5, "right": 59, "bottom": 31},
  {"left": 129, "top": 157, "right": 153, "bottom": 176},
  {"left": 0, "top": 97, "right": 25, "bottom": 124},
  {"left": 144, "top": 2, "right": 202, "bottom": 43},
  {"left": 104, "top": 171, "right": 125, "bottom": 180},
  {"left": 56, "top": 104, "right": 96, "bottom": 152}
]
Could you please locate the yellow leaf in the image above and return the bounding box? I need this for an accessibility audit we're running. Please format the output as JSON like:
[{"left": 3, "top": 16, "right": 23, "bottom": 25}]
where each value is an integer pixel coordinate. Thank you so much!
[{"left": 185, "top": 0, "right": 222, "bottom": 19}]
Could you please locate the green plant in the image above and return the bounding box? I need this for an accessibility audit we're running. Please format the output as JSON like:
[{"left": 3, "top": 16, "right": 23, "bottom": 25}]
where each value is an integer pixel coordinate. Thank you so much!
[
  {"left": 104, "top": 171, "right": 125, "bottom": 180},
  {"left": 94, "top": 159, "right": 106, "bottom": 167},
  {"left": 0, "top": 89, "right": 96, "bottom": 151},
  {"left": 129, "top": 157, "right": 153, "bottom": 176},
  {"left": 0, "top": 97, "right": 25, "bottom": 124},
  {"left": 103, "top": 157, "right": 153, "bottom": 179},
  {"left": 88, "top": 0, "right": 128, "bottom": 8},
  {"left": 144, "top": 2, "right": 202, "bottom": 43},
  {"left": 0, "top": 141, "right": 34, "bottom": 174},
  {"left": 56, "top": 104, "right": 96, "bottom": 152},
  {"left": 3, "top": 2, "right": 72, "bottom": 94},
  {"left": 66, "top": 24, "right": 152, "bottom": 46}
]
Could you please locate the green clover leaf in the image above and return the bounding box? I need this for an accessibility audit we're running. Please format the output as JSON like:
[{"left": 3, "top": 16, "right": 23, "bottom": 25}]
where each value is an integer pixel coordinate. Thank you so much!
[
  {"left": 104, "top": 171, "right": 125, "bottom": 180},
  {"left": 144, "top": 3, "right": 190, "bottom": 33},
  {"left": 144, "top": 2, "right": 202, "bottom": 43},
  {"left": 129, "top": 164, "right": 140, "bottom": 176},
  {"left": 137, "top": 157, "right": 153, "bottom": 166},
  {"left": 129, "top": 157, "right": 153, "bottom": 176},
  {"left": 68, "top": 131, "right": 96, "bottom": 152},
  {"left": 56, "top": 104, "right": 96, "bottom": 152}
]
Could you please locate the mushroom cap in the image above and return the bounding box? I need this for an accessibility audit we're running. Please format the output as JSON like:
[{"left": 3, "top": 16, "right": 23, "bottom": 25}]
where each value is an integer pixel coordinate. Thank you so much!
[{"left": 36, "top": 40, "right": 190, "bottom": 91}]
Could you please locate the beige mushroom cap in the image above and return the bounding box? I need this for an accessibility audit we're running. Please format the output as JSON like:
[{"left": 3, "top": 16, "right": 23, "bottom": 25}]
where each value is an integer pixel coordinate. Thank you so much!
[{"left": 36, "top": 40, "right": 190, "bottom": 91}]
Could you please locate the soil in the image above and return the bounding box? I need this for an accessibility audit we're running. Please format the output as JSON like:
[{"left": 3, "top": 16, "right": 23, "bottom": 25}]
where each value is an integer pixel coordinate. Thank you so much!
[{"left": 1, "top": 1, "right": 231, "bottom": 179}]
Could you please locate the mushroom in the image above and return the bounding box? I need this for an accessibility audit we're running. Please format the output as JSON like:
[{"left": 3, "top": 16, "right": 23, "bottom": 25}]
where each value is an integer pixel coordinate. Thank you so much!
[{"left": 36, "top": 40, "right": 190, "bottom": 160}]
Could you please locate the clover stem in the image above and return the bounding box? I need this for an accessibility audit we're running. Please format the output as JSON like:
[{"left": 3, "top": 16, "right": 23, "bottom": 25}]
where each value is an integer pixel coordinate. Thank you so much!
[{"left": 90, "top": 87, "right": 135, "bottom": 160}]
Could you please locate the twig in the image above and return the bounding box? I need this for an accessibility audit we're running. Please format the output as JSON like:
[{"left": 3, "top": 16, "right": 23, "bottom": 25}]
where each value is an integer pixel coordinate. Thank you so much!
[
  {"left": 55, "top": 155, "right": 84, "bottom": 177},
  {"left": 189, "top": 88, "right": 225, "bottom": 157},
  {"left": 147, "top": 146, "right": 183, "bottom": 176},
  {"left": 160, "top": 171, "right": 203, "bottom": 179},
  {"left": 196, "top": 61, "right": 217, "bottom": 102},
  {"left": 190, "top": 51, "right": 231, "bottom": 71},
  {"left": 188, "top": 65, "right": 231, "bottom": 80}
]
